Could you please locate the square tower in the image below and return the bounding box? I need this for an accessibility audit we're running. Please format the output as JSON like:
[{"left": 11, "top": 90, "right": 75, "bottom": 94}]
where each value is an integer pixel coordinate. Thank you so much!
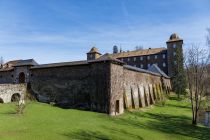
[{"left": 166, "top": 33, "right": 184, "bottom": 77}]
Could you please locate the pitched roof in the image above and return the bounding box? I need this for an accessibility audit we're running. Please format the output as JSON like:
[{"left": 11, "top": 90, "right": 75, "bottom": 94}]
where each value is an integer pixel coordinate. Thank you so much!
[
  {"left": 106, "top": 47, "right": 167, "bottom": 59},
  {"left": 4, "top": 60, "right": 22, "bottom": 67},
  {"left": 89, "top": 53, "right": 124, "bottom": 65},
  {"left": 124, "top": 65, "right": 161, "bottom": 77},
  {"left": 14, "top": 59, "right": 38, "bottom": 67},
  {"left": 148, "top": 64, "right": 170, "bottom": 78},
  {"left": 87, "top": 47, "right": 101, "bottom": 54}
]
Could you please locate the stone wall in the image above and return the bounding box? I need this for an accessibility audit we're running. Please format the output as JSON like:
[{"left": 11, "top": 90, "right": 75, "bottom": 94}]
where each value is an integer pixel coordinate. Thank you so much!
[
  {"left": 0, "top": 83, "right": 26, "bottom": 103},
  {"left": 109, "top": 63, "right": 171, "bottom": 115},
  {"left": 0, "top": 71, "right": 14, "bottom": 84},
  {"left": 0, "top": 60, "right": 171, "bottom": 115},
  {"left": 30, "top": 62, "right": 111, "bottom": 113}
]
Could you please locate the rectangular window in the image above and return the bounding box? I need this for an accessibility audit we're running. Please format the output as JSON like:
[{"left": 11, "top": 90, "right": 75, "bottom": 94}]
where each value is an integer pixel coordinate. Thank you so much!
[
  {"left": 155, "top": 55, "right": 158, "bottom": 59},
  {"left": 134, "top": 57, "right": 136, "bottom": 61},
  {"left": 163, "top": 63, "right": 166, "bottom": 67},
  {"left": 173, "top": 44, "right": 176, "bottom": 49},
  {"left": 147, "top": 56, "right": 150, "bottom": 60},
  {"left": 127, "top": 58, "right": 130, "bottom": 61},
  {"left": 140, "top": 57, "right": 143, "bottom": 61},
  {"left": 141, "top": 64, "right": 143, "bottom": 68},
  {"left": 163, "top": 54, "right": 166, "bottom": 59},
  {"left": 173, "top": 52, "right": 176, "bottom": 56}
]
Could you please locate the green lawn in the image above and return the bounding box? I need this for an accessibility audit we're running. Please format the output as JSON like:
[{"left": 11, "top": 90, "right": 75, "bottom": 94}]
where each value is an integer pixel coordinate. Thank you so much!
[{"left": 0, "top": 96, "right": 209, "bottom": 140}]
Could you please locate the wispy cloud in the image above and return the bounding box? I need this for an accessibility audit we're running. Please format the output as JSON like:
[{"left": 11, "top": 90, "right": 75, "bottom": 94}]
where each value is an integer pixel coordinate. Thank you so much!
[{"left": 0, "top": 0, "right": 209, "bottom": 63}]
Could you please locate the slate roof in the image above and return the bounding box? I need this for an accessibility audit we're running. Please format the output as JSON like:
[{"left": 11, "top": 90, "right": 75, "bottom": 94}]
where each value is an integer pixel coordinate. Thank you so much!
[
  {"left": 87, "top": 47, "right": 101, "bottom": 54},
  {"left": 90, "top": 53, "right": 124, "bottom": 64},
  {"left": 124, "top": 65, "right": 161, "bottom": 77},
  {"left": 4, "top": 59, "right": 22, "bottom": 67},
  {"left": 148, "top": 64, "right": 170, "bottom": 78},
  {"left": 14, "top": 59, "right": 38, "bottom": 67},
  {"left": 105, "top": 47, "right": 167, "bottom": 59}
]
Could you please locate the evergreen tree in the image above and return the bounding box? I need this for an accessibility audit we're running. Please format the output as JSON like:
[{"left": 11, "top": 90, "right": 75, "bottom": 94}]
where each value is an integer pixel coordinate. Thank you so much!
[{"left": 172, "top": 45, "right": 187, "bottom": 98}]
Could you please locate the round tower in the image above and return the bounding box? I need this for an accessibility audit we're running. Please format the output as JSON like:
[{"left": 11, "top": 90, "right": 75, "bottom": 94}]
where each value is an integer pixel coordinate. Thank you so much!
[{"left": 166, "top": 33, "right": 183, "bottom": 77}]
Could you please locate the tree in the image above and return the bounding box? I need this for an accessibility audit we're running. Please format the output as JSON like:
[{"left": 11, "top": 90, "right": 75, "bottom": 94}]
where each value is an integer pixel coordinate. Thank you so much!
[
  {"left": 113, "top": 45, "right": 118, "bottom": 54},
  {"left": 172, "top": 43, "right": 187, "bottom": 99},
  {"left": 185, "top": 43, "right": 210, "bottom": 125}
]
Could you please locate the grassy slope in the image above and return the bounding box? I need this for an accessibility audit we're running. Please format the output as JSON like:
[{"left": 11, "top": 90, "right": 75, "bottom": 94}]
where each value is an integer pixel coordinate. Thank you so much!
[{"left": 0, "top": 97, "right": 210, "bottom": 140}]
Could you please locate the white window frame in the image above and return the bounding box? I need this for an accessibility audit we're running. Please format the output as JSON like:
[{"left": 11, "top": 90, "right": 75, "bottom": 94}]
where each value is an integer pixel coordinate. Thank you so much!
[
  {"left": 141, "top": 64, "right": 143, "bottom": 68},
  {"left": 140, "top": 57, "right": 143, "bottom": 61},
  {"left": 163, "top": 63, "right": 166, "bottom": 67},
  {"left": 173, "top": 44, "right": 176, "bottom": 49},
  {"left": 155, "top": 55, "right": 158, "bottom": 59},
  {"left": 163, "top": 54, "right": 166, "bottom": 59}
]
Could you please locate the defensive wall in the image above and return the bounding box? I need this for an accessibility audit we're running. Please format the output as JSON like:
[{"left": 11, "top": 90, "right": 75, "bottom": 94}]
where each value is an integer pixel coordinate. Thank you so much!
[{"left": 0, "top": 59, "right": 171, "bottom": 115}]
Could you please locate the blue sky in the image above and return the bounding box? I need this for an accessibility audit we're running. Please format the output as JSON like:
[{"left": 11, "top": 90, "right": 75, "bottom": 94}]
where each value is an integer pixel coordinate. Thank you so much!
[{"left": 0, "top": 0, "right": 210, "bottom": 64}]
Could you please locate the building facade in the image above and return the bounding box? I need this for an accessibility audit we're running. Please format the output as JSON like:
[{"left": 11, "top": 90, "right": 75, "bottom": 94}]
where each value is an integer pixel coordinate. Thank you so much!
[{"left": 101, "top": 33, "right": 183, "bottom": 77}]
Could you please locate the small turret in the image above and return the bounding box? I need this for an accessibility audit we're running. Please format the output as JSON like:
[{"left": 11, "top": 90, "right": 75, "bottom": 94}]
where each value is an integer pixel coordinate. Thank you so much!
[{"left": 87, "top": 47, "right": 102, "bottom": 60}]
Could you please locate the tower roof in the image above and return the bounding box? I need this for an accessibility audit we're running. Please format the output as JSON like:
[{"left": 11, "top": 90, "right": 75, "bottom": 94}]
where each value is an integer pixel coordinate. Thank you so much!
[
  {"left": 167, "top": 33, "right": 183, "bottom": 43},
  {"left": 87, "top": 47, "right": 101, "bottom": 54}
]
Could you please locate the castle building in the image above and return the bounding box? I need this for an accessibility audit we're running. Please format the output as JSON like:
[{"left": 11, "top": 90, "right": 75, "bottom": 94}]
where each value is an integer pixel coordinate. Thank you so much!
[
  {"left": 0, "top": 33, "right": 179, "bottom": 115},
  {"left": 105, "top": 33, "right": 183, "bottom": 77}
]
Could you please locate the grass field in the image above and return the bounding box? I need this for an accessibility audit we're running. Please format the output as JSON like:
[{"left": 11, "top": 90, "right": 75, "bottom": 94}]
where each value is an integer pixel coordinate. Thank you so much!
[{"left": 0, "top": 96, "right": 209, "bottom": 140}]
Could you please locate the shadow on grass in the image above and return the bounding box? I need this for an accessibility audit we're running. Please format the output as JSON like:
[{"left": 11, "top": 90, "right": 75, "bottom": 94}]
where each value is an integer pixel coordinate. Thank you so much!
[
  {"left": 110, "top": 112, "right": 210, "bottom": 140},
  {"left": 166, "top": 103, "right": 190, "bottom": 109},
  {"left": 0, "top": 110, "right": 16, "bottom": 115},
  {"left": 63, "top": 130, "right": 112, "bottom": 140}
]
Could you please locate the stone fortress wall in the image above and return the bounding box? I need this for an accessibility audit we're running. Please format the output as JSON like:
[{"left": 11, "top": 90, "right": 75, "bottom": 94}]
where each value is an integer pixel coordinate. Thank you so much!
[
  {"left": 0, "top": 53, "right": 172, "bottom": 116},
  {"left": 0, "top": 59, "right": 171, "bottom": 115}
]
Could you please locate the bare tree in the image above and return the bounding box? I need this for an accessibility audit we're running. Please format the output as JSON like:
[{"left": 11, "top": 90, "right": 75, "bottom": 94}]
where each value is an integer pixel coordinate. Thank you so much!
[{"left": 184, "top": 43, "right": 210, "bottom": 125}]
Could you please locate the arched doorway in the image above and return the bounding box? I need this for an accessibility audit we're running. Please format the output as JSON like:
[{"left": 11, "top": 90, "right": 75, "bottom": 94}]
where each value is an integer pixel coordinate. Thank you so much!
[
  {"left": 19, "top": 72, "right": 25, "bottom": 83},
  {"left": 11, "top": 93, "right": 21, "bottom": 102}
]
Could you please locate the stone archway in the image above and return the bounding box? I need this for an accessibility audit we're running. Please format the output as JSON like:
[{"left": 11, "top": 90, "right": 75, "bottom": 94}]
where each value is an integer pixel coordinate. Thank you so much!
[
  {"left": 11, "top": 93, "right": 21, "bottom": 102},
  {"left": 19, "top": 72, "right": 25, "bottom": 83}
]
